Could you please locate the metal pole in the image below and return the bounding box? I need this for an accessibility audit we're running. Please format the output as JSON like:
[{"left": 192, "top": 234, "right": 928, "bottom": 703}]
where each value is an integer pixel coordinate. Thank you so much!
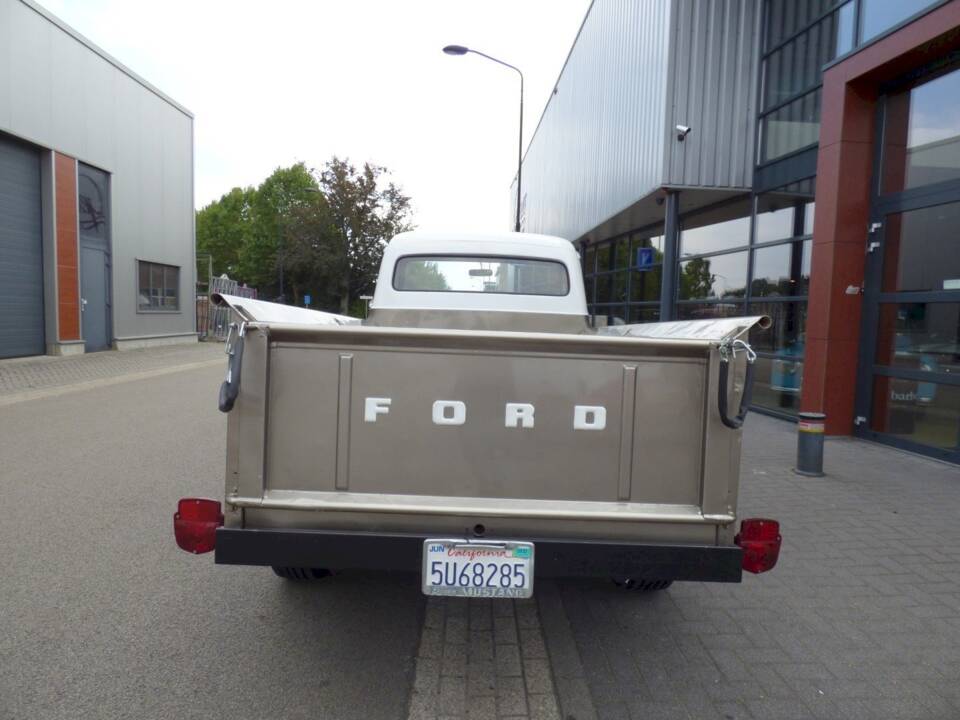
[
  {"left": 795, "top": 411, "right": 826, "bottom": 476},
  {"left": 659, "top": 191, "right": 680, "bottom": 321},
  {"left": 449, "top": 48, "right": 524, "bottom": 233},
  {"left": 516, "top": 73, "right": 523, "bottom": 232}
]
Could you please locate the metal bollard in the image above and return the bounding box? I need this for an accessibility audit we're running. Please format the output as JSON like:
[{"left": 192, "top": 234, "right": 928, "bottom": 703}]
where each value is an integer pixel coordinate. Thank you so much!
[{"left": 795, "top": 412, "right": 826, "bottom": 476}]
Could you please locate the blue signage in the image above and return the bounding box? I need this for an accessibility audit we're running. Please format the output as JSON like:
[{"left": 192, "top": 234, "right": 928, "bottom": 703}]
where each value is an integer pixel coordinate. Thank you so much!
[
  {"left": 636, "top": 247, "right": 656, "bottom": 270},
  {"left": 303, "top": 294, "right": 312, "bottom": 307}
]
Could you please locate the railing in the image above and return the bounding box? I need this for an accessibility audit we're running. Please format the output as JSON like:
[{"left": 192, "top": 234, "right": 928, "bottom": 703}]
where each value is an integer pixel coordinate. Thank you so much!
[{"left": 197, "top": 276, "right": 257, "bottom": 341}]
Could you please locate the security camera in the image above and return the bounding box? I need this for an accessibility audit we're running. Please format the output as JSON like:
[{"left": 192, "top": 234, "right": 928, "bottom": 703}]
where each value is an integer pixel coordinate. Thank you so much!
[{"left": 676, "top": 125, "right": 692, "bottom": 141}]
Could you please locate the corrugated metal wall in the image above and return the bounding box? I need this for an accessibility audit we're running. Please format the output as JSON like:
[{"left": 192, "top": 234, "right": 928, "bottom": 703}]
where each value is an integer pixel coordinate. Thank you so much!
[
  {"left": 514, "top": 0, "right": 672, "bottom": 241},
  {"left": 516, "top": 0, "right": 762, "bottom": 241},
  {"left": 663, "top": 0, "right": 762, "bottom": 188},
  {"left": 0, "top": 0, "right": 195, "bottom": 343}
]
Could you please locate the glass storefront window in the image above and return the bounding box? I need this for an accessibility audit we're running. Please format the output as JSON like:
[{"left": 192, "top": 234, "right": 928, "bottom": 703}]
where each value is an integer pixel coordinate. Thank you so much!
[
  {"left": 765, "top": 0, "right": 848, "bottom": 50},
  {"left": 632, "top": 233, "right": 663, "bottom": 256},
  {"left": 881, "top": 67, "right": 960, "bottom": 194},
  {"left": 596, "top": 243, "right": 611, "bottom": 272},
  {"left": 870, "top": 376, "right": 960, "bottom": 451},
  {"left": 748, "top": 301, "right": 807, "bottom": 354},
  {"left": 676, "top": 302, "right": 745, "bottom": 320},
  {"left": 583, "top": 246, "right": 595, "bottom": 274},
  {"left": 755, "top": 202, "right": 795, "bottom": 244},
  {"left": 612, "top": 271, "right": 628, "bottom": 303},
  {"left": 861, "top": 0, "right": 939, "bottom": 42},
  {"left": 595, "top": 274, "right": 611, "bottom": 304},
  {"left": 678, "top": 251, "right": 748, "bottom": 300},
  {"left": 760, "top": 88, "right": 822, "bottom": 162},
  {"left": 630, "top": 267, "right": 661, "bottom": 302},
  {"left": 752, "top": 356, "right": 804, "bottom": 414},
  {"left": 751, "top": 240, "right": 811, "bottom": 297},
  {"left": 680, "top": 216, "right": 750, "bottom": 256},
  {"left": 762, "top": 5, "right": 854, "bottom": 111},
  {"left": 627, "top": 305, "right": 660, "bottom": 324},
  {"left": 803, "top": 202, "right": 815, "bottom": 234},
  {"left": 613, "top": 237, "right": 631, "bottom": 269},
  {"left": 874, "top": 302, "right": 960, "bottom": 372},
  {"left": 881, "top": 201, "right": 960, "bottom": 292}
]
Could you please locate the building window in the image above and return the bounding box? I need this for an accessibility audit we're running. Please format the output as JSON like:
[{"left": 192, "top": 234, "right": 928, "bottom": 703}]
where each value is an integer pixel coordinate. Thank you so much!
[
  {"left": 759, "top": 0, "right": 855, "bottom": 164},
  {"left": 138, "top": 261, "right": 180, "bottom": 311},
  {"left": 746, "top": 179, "right": 815, "bottom": 417},
  {"left": 880, "top": 66, "right": 960, "bottom": 194},
  {"left": 860, "top": 0, "right": 939, "bottom": 42},
  {"left": 582, "top": 227, "right": 663, "bottom": 324}
]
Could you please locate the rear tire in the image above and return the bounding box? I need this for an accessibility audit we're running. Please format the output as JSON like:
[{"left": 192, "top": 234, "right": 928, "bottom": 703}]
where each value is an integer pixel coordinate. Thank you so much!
[
  {"left": 271, "top": 566, "right": 332, "bottom": 581},
  {"left": 612, "top": 578, "right": 673, "bottom": 592}
]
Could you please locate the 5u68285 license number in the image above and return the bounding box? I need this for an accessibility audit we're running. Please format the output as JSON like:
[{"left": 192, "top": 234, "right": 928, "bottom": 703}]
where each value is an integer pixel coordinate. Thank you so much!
[{"left": 422, "top": 539, "right": 534, "bottom": 598}]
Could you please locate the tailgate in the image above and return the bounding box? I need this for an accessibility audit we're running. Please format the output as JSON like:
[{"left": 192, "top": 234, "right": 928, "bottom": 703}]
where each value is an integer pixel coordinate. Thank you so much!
[{"left": 223, "top": 321, "right": 752, "bottom": 543}]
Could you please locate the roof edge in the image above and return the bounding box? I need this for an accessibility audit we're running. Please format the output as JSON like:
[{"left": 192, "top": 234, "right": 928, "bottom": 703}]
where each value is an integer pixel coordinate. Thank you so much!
[{"left": 21, "top": 0, "right": 194, "bottom": 119}]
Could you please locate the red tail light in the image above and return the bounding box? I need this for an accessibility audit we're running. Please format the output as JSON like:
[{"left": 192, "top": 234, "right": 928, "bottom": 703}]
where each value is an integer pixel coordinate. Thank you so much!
[
  {"left": 735, "top": 518, "right": 781, "bottom": 574},
  {"left": 174, "top": 498, "right": 223, "bottom": 554}
]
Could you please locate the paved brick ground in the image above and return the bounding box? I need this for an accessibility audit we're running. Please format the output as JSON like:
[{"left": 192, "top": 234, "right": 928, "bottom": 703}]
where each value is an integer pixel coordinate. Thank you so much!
[
  {"left": 408, "top": 597, "right": 561, "bottom": 720},
  {"left": 549, "top": 414, "right": 960, "bottom": 720},
  {"left": 0, "top": 342, "right": 223, "bottom": 397}
]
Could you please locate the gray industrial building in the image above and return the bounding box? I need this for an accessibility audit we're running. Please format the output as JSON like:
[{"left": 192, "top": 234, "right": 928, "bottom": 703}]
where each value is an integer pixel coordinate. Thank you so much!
[
  {"left": 0, "top": 0, "right": 195, "bottom": 358},
  {"left": 515, "top": 0, "right": 960, "bottom": 464}
]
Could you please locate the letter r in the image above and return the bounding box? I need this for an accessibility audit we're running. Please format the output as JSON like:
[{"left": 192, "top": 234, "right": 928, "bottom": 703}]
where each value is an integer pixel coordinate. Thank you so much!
[
  {"left": 364, "top": 397, "right": 392, "bottom": 422},
  {"left": 504, "top": 403, "right": 535, "bottom": 429}
]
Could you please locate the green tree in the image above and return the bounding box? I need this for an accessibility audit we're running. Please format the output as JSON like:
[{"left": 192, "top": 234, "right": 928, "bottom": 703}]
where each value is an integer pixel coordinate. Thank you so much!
[
  {"left": 283, "top": 193, "right": 340, "bottom": 308},
  {"left": 679, "top": 257, "right": 715, "bottom": 299},
  {"left": 319, "top": 157, "right": 412, "bottom": 313},
  {"left": 193, "top": 158, "right": 412, "bottom": 310},
  {"left": 196, "top": 187, "right": 255, "bottom": 278},
  {"left": 395, "top": 260, "right": 449, "bottom": 291},
  {"left": 241, "top": 163, "right": 321, "bottom": 299}
]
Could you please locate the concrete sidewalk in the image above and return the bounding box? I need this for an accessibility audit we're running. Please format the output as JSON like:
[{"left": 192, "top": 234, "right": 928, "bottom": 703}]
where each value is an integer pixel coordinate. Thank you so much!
[
  {"left": 545, "top": 414, "right": 960, "bottom": 720},
  {"left": 0, "top": 342, "right": 224, "bottom": 402}
]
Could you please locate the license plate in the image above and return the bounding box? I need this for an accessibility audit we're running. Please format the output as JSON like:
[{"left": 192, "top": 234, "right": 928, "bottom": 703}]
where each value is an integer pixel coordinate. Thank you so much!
[{"left": 422, "top": 539, "right": 535, "bottom": 598}]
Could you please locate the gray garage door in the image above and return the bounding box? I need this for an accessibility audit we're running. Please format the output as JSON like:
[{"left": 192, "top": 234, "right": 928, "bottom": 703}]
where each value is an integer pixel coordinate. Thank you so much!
[{"left": 0, "top": 135, "right": 44, "bottom": 359}]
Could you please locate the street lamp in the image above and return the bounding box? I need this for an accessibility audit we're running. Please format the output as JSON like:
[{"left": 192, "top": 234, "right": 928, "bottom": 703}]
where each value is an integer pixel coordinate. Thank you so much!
[{"left": 443, "top": 44, "right": 524, "bottom": 233}]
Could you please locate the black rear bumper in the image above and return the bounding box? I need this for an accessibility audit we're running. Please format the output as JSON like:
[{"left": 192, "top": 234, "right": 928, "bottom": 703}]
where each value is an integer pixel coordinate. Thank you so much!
[{"left": 215, "top": 527, "right": 743, "bottom": 583}]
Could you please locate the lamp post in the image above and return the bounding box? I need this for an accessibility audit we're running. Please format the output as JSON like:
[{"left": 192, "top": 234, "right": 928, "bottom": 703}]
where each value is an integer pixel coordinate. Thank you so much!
[{"left": 443, "top": 44, "right": 524, "bottom": 233}]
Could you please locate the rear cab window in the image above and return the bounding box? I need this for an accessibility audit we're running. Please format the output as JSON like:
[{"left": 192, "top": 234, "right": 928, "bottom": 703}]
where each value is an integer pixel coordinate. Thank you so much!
[{"left": 393, "top": 255, "right": 570, "bottom": 296}]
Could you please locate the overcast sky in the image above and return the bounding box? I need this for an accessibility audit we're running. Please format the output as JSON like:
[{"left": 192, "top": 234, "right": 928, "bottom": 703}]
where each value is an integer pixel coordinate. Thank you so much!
[{"left": 38, "top": 0, "right": 590, "bottom": 232}]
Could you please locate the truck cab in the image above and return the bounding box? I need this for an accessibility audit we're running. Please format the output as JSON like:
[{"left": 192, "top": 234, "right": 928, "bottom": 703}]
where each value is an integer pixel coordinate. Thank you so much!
[{"left": 367, "top": 231, "right": 591, "bottom": 333}]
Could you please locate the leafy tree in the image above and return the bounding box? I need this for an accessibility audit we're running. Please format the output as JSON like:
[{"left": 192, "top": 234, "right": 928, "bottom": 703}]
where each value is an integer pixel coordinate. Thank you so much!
[
  {"left": 395, "top": 259, "right": 449, "bottom": 291},
  {"left": 194, "top": 158, "right": 412, "bottom": 312},
  {"left": 241, "top": 163, "right": 320, "bottom": 299},
  {"left": 196, "top": 187, "right": 255, "bottom": 278},
  {"left": 319, "top": 157, "right": 412, "bottom": 313},
  {"left": 679, "top": 257, "right": 715, "bottom": 299}
]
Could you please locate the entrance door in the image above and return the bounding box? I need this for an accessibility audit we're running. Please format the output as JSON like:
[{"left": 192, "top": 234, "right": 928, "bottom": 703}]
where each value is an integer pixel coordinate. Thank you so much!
[
  {"left": 78, "top": 164, "right": 111, "bottom": 352},
  {"left": 80, "top": 245, "right": 110, "bottom": 352},
  {"left": 855, "top": 65, "right": 960, "bottom": 463}
]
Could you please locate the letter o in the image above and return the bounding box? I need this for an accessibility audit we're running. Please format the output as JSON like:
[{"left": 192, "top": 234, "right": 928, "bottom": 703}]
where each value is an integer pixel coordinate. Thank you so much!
[
  {"left": 432, "top": 400, "right": 466, "bottom": 426},
  {"left": 573, "top": 405, "right": 606, "bottom": 431}
]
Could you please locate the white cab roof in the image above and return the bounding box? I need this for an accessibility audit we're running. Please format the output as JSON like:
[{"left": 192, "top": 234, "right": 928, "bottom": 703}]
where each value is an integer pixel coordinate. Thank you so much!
[{"left": 371, "top": 231, "right": 588, "bottom": 315}]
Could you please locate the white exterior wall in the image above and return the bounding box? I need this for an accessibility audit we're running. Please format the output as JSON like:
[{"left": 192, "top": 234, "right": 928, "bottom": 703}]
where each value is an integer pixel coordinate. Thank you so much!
[
  {"left": 514, "top": 0, "right": 762, "bottom": 243},
  {"left": 514, "top": 0, "right": 672, "bottom": 242},
  {"left": 0, "top": 0, "right": 195, "bottom": 344}
]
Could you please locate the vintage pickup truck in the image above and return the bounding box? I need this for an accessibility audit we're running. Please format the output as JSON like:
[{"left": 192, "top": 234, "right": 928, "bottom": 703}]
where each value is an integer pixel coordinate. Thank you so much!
[{"left": 174, "top": 231, "right": 781, "bottom": 597}]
